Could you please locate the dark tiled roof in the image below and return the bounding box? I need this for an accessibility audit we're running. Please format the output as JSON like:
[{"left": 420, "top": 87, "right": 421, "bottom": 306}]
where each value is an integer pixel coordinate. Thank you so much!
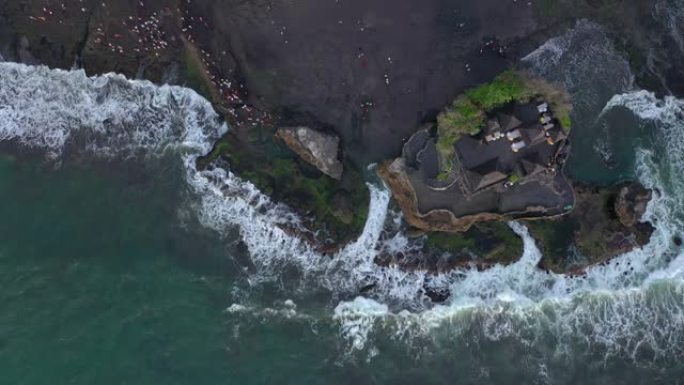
[
  {"left": 497, "top": 113, "right": 522, "bottom": 131},
  {"left": 475, "top": 171, "right": 508, "bottom": 191}
]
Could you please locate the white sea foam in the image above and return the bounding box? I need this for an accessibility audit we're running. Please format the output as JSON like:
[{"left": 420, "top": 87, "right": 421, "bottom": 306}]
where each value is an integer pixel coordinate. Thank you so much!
[
  {"left": 0, "top": 62, "right": 430, "bottom": 306},
  {"left": 0, "top": 63, "right": 225, "bottom": 158},
  {"left": 522, "top": 20, "right": 634, "bottom": 101},
  {"left": 334, "top": 27, "right": 684, "bottom": 352},
  {"left": 2, "top": 61, "right": 684, "bottom": 363}
]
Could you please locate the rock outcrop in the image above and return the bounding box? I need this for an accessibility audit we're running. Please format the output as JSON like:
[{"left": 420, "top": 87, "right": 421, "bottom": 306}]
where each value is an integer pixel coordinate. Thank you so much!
[
  {"left": 377, "top": 158, "right": 506, "bottom": 233},
  {"left": 615, "top": 183, "right": 652, "bottom": 228},
  {"left": 276, "top": 126, "right": 343, "bottom": 180},
  {"left": 529, "top": 182, "right": 654, "bottom": 275}
]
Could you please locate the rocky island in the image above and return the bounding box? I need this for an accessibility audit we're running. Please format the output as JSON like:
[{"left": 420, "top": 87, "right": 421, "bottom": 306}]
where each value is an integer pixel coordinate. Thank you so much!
[{"left": 379, "top": 70, "right": 574, "bottom": 232}]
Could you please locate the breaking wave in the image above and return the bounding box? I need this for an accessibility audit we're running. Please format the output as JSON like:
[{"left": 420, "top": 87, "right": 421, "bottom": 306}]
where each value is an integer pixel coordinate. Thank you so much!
[
  {"left": 0, "top": 63, "right": 223, "bottom": 158},
  {"left": 1, "top": 60, "right": 684, "bottom": 367}
]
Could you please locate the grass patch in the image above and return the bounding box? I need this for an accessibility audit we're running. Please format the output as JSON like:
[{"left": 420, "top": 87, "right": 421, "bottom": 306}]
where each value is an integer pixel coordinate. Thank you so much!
[
  {"left": 521, "top": 73, "right": 573, "bottom": 133},
  {"left": 435, "top": 171, "right": 451, "bottom": 181},
  {"left": 436, "top": 70, "right": 534, "bottom": 169},
  {"left": 437, "top": 96, "right": 485, "bottom": 154},
  {"left": 435, "top": 70, "right": 572, "bottom": 170}
]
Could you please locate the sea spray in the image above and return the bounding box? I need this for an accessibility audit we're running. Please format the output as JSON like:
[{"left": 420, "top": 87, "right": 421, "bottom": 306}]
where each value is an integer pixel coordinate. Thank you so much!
[
  {"left": 522, "top": 20, "right": 641, "bottom": 183},
  {"left": 522, "top": 20, "right": 634, "bottom": 104},
  {"left": 603, "top": 90, "right": 684, "bottom": 283}
]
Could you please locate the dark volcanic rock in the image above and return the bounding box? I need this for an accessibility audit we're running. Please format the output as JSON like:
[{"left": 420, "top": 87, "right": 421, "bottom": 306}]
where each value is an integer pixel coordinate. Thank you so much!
[
  {"left": 373, "top": 220, "right": 524, "bottom": 275},
  {"left": 615, "top": 183, "right": 652, "bottom": 228},
  {"left": 0, "top": 0, "right": 678, "bottom": 258},
  {"left": 529, "top": 182, "right": 655, "bottom": 274},
  {"left": 184, "top": 0, "right": 562, "bottom": 165}
]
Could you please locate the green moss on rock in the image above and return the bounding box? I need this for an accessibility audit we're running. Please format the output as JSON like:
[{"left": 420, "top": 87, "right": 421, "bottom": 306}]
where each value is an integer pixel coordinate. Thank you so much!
[
  {"left": 465, "top": 70, "right": 533, "bottom": 110},
  {"left": 525, "top": 218, "right": 579, "bottom": 260},
  {"left": 425, "top": 222, "right": 524, "bottom": 266},
  {"left": 198, "top": 127, "right": 369, "bottom": 246},
  {"left": 181, "top": 45, "right": 213, "bottom": 100}
]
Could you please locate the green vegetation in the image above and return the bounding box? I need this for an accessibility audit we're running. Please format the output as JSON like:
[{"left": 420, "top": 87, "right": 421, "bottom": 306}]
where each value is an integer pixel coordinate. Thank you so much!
[
  {"left": 182, "top": 45, "right": 213, "bottom": 100},
  {"left": 437, "top": 70, "right": 531, "bottom": 148},
  {"left": 437, "top": 97, "right": 485, "bottom": 146},
  {"left": 181, "top": 38, "right": 370, "bottom": 245},
  {"left": 435, "top": 170, "right": 451, "bottom": 181},
  {"left": 436, "top": 70, "right": 573, "bottom": 172},
  {"left": 436, "top": 70, "right": 533, "bottom": 170},
  {"left": 464, "top": 70, "right": 533, "bottom": 110},
  {"left": 425, "top": 231, "right": 476, "bottom": 251},
  {"left": 558, "top": 114, "right": 572, "bottom": 131},
  {"left": 425, "top": 222, "right": 524, "bottom": 265},
  {"left": 197, "top": 130, "right": 370, "bottom": 244},
  {"left": 525, "top": 218, "right": 579, "bottom": 260},
  {"left": 508, "top": 174, "right": 520, "bottom": 184},
  {"left": 522, "top": 74, "right": 573, "bottom": 134}
]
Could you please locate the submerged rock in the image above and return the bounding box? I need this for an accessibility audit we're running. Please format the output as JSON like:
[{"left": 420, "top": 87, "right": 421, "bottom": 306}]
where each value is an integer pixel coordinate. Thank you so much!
[{"left": 276, "top": 126, "right": 343, "bottom": 180}]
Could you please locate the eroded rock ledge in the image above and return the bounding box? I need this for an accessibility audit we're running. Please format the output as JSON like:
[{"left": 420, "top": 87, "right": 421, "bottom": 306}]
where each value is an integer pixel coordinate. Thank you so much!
[
  {"left": 275, "top": 126, "right": 343, "bottom": 180},
  {"left": 378, "top": 157, "right": 655, "bottom": 276},
  {"left": 527, "top": 182, "right": 654, "bottom": 275}
]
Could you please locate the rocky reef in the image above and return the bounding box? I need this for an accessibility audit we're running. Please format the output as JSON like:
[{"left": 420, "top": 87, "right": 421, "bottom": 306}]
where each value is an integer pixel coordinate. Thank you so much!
[
  {"left": 0, "top": 0, "right": 371, "bottom": 249},
  {"left": 275, "top": 126, "right": 343, "bottom": 180},
  {"left": 527, "top": 182, "right": 654, "bottom": 274},
  {"left": 374, "top": 221, "right": 524, "bottom": 275}
]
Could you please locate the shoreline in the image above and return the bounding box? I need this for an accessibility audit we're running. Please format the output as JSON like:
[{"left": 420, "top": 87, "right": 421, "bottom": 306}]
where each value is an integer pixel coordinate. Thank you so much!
[{"left": 0, "top": 0, "right": 673, "bottom": 276}]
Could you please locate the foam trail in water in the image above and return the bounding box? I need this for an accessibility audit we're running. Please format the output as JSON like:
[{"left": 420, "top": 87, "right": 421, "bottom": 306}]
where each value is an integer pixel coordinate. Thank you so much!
[
  {"left": 3, "top": 62, "right": 684, "bottom": 362},
  {"left": 0, "top": 62, "right": 432, "bottom": 307}
]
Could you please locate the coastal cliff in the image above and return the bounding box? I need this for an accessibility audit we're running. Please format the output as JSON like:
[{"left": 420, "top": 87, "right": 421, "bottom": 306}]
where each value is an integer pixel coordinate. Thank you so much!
[{"left": 377, "top": 158, "right": 505, "bottom": 233}]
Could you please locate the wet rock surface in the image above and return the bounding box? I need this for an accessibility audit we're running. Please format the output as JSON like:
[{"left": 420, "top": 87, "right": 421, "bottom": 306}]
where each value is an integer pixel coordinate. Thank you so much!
[
  {"left": 529, "top": 182, "right": 654, "bottom": 275},
  {"left": 374, "top": 220, "right": 524, "bottom": 275},
  {"left": 276, "top": 126, "right": 343, "bottom": 180}
]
